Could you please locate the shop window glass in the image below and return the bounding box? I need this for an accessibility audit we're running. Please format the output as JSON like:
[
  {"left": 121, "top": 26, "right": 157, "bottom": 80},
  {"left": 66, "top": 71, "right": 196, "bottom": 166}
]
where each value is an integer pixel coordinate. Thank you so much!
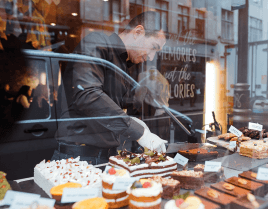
[{"left": 249, "top": 16, "right": 262, "bottom": 42}]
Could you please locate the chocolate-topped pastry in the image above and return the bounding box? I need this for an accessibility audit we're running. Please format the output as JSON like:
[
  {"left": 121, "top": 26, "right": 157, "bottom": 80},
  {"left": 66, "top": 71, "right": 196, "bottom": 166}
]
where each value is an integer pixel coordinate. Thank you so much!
[
  {"left": 178, "top": 148, "right": 218, "bottom": 161},
  {"left": 120, "top": 150, "right": 127, "bottom": 157}
]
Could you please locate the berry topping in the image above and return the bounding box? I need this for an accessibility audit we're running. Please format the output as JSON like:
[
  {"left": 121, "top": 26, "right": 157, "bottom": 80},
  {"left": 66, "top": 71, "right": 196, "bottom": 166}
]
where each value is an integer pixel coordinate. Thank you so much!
[
  {"left": 2, "top": 185, "right": 6, "bottom": 188},
  {"left": 0, "top": 180, "right": 2, "bottom": 183},
  {"left": 131, "top": 181, "right": 143, "bottom": 189},
  {"left": 142, "top": 182, "right": 152, "bottom": 188},
  {"left": 175, "top": 199, "right": 184, "bottom": 207},
  {"left": 186, "top": 150, "right": 189, "bottom": 152},
  {"left": 121, "top": 150, "right": 127, "bottom": 157},
  {"left": 129, "top": 153, "right": 136, "bottom": 159},
  {"left": 197, "top": 151, "right": 200, "bottom": 153},
  {"left": 254, "top": 144, "right": 257, "bottom": 146},
  {"left": 139, "top": 156, "right": 145, "bottom": 164},
  {"left": 108, "top": 167, "right": 116, "bottom": 175}
]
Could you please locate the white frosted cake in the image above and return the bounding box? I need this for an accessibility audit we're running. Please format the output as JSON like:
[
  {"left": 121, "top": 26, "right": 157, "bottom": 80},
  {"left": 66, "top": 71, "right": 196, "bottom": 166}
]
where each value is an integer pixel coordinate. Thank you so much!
[
  {"left": 102, "top": 167, "right": 130, "bottom": 208},
  {"left": 34, "top": 156, "right": 102, "bottom": 197},
  {"left": 109, "top": 151, "right": 177, "bottom": 178}
]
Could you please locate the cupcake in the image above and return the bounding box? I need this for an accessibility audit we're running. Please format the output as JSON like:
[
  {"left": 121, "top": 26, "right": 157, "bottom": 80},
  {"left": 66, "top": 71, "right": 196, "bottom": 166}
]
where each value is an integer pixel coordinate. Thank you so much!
[
  {"left": 102, "top": 167, "right": 130, "bottom": 208},
  {"left": 127, "top": 179, "right": 162, "bottom": 209},
  {"left": 72, "top": 197, "right": 108, "bottom": 209}
]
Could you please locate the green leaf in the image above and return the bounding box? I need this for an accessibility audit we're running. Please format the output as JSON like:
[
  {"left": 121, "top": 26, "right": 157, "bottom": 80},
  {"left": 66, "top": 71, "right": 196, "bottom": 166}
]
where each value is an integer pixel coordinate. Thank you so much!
[
  {"left": 123, "top": 158, "right": 130, "bottom": 162},
  {"left": 144, "top": 147, "right": 149, "bottom": 153},
  {"left": 172, "top": 191, "right": 190, "bottom": 200},
  {"left": 117, "top": 150, "right": 122, "bottom": 155},
  {"left": 131, "top": 157, "right": 140, "bottom": 164},
  {"left": 144, "top": 151, "right": 154, "bottom": 157}
]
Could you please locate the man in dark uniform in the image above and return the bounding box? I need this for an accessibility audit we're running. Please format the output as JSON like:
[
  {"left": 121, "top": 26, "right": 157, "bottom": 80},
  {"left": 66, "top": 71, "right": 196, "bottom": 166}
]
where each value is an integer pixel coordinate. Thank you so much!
[{"left": 52, "top": 11, "right": 167, "bottom": 164}]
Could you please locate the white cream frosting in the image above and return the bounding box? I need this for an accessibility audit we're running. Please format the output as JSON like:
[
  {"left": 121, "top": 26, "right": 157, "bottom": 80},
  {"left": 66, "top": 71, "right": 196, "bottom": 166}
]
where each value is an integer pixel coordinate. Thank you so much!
[
  {"left": 34, "top": 157, "right": 102, "bottom": 192},
  {"left": 165, "top": 200, "right": 205, "bottom": 209},
  {"left": 104, "top": 195, "right": 129, "bottom": 203},
  {"left": 109, "top": 155, "right": 177, "bottom": 171},
  {"left": 130, "top": 198, "right": 161, "bottom": 207},
  {"left": 127, "top": 181, "right": 162, "bottom": 197},
  {"left": 102, "top": 169, "right": 130, "bottom": 185},
  {"left": 102, "top": 188, "right": 125, "bottom": 194}
]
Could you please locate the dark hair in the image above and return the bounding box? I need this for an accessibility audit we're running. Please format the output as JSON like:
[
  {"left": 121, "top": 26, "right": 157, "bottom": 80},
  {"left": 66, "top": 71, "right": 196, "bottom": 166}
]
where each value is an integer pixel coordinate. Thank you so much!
[
  {"left": 16, "top": 85, "right": 31, "bottom": 98},
  {"left": 123, "top": 11, "right": 164, "bottom": 37}
]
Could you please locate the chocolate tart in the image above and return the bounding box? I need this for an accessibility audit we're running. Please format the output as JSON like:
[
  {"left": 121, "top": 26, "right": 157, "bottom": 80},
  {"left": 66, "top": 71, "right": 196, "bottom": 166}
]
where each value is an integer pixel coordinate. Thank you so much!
[
  {"left": 211, "top": 182, "right": 250, "bottom": 198},
  {"left": 178, "top": 148, "right": 218, "bottom": 161},
  {"left": 225, "top": 176, "right": 265, "bottom": 197},
  {"left": 230, "top": 195, "right": 267, "bottom": 209},
  {"left": 194, "top": 187, "right": 236, "bottom": 209}
]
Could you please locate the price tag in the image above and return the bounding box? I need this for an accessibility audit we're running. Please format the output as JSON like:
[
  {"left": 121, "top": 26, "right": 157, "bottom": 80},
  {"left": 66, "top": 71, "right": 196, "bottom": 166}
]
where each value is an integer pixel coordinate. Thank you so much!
[
  {"left": 174, "top": 153, "right": 189, "bottom": 166},
  {"left": 61, "top": 188, "right": 99, "bottom": 203},
  {"left": 104, "top": 165, "right": 112, "bottom": 173},
  {"left": 257, "top": 167, "right": 268, "bottom": 180},
  {"left": 248, "top": 122, "right": 263, "bottom": 131},
  {"left": 3, "top": 191, "right": 40, "bottom": 206},
  {"left": 204, "top": 161, "right": 222, "bottom": 172},
  {"left": 9, "top": 194, "right": 40, "bottom": 209},
  {"left": 112, "top": 178, "right": 137, "bottom": 190},
  {"left": 229, "top": 126, "right": 242, "bottom": 137},
  {"left": 229, "top": 141, "right": 237, "bottom": 149},
  {"left": 37, "top": 197, "right": 56, "bottom": 207}
]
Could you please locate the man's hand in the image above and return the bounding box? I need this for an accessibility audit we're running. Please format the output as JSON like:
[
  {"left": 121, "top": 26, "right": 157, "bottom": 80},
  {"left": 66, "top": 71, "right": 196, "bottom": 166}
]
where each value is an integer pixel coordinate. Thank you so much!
[{"left": 137, "top": 128, "right": 168, "bottom": 153}]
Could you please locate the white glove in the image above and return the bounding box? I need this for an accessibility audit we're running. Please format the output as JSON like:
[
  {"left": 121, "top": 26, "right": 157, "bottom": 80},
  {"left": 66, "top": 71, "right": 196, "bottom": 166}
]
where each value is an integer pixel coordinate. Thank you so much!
[
  {"left": 130, "top": 116, "right": 150, "bottom": 131},
  {"left": 137, "top": 129, "right": 168, "bottom": 153}
]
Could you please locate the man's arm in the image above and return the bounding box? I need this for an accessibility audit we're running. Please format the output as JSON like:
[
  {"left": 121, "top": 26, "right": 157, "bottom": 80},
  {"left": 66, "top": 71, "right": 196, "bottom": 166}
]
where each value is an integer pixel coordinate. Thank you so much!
[{"left": 72, "top": 32, "right": 144, "bottom": 141}]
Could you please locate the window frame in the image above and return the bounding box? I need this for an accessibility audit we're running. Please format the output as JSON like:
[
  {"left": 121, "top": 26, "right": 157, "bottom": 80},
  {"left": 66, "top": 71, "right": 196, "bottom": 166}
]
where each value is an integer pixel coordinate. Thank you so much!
[
  {"left": 249, "top": 16, "right": 263, "bottom": 42},
  {"left": 178, "top": 5, "right": 190, "bottom": 35},
  {"left": 155, "top": 0, "right": 169, "bottom": 32},
  {"left": 221, "top": 9, "right": 234, "bottom": 41}
]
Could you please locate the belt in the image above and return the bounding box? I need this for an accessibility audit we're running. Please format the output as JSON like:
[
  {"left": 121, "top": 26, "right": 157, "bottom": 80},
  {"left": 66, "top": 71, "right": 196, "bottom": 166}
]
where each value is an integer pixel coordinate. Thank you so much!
[{"left": 58, "top": 142, "right": 117, "bottom": 158}]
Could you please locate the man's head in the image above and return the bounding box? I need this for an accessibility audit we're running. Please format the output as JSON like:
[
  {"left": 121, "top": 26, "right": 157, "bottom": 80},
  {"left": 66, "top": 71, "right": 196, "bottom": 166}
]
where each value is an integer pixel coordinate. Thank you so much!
[{"left": 120, "top": 11, "right": 166, "bottom": 64}]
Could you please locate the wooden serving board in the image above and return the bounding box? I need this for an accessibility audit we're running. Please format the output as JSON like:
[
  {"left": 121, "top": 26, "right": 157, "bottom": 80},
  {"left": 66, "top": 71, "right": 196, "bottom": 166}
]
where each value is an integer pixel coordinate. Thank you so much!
[{"left": 207, "top": 137, "right": 236, "bottom": 152}]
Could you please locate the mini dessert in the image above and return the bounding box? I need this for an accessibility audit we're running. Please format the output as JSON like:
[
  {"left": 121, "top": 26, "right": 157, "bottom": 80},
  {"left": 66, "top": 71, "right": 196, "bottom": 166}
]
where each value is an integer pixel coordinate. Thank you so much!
[
  {"left": 194, "top": 164, "right": 224, "bottom": 183},
  {"left": 239, "top": 140, "right": 268, "bottom": 159},
  {"left": 109, "top": 149, "right": 177, "bottom": 178},
  {"left": 178, "top": 148, "right": 218, "bottom": 161},
  {"left": 102, "top": 167, "right": 130, "bottom": 208},
  {"left": 239, "top": 171, "right": 268, "bottom": 193},
  {"left": 217, "top": 133, "right": 236, "bottom": 141},
  {"left": 148, "top": 175, "right": 180, "bottom": 199},
  {"left": 72, "top": 197, "right": 108, "bottom": 209},
  {"left": 211, "top": 182, "right": 249, "bottom": 198},
  {"left": 0, "top": 171, "right": 11, "bottom": 200},
  {"left": 225, "top": 176, "right": 265, "bottom": 197},
  {"left": 170, "top": 170, "right": 204, "bottom": 190},
  {"left": 194, "top": 187, "right": 236, "bottom": 209},
  {"left": 239, "top": 127, "right": 268, "bottom": 139},
  {"left": 230, "top": 193, "right": 267, "bottom": 209},
  {"left": 50, "top": 182, "right": 82, "bottom": 201},
  {"left": 165, "top": 196, "right": 205, "bottom": 209},
  {"left": 127, "top": 179, "right": 162, "bottom": 209},
  {"left": 34, "top": 157, "right": 102, "bottom": 197}
]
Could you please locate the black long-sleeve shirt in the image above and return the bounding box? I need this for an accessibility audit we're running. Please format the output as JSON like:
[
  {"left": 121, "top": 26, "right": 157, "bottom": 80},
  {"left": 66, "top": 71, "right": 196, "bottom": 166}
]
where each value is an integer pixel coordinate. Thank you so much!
[{"left": 55, "top": 32, "right": 144, "bottom": 148}]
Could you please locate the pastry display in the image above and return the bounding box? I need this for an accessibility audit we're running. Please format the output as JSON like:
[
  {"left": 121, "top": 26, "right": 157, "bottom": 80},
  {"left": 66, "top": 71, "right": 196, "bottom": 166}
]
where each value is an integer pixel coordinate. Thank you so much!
[
  {"left": 127, "top": 179, "right": 162, "bottom": 209},
  {"left": 239, "top": 171, "right": 268, "bottom": 193},
  {"left": 218, "top": 133, "right": 237, "bottom": 141},
  {"left": 0, "top": 171, "right": 11, "bottom": 200},
  {"left": 148, "top": 175, "right": 180, "bottom": 199},
  {"left": 210, "top": 182, "right": 249, "bottom": 198},
  {"left": 102, "top": 167, "right": 129, "bottom": 208},
  {"left": 164, "top": 196, "right": 205, "bottom": 209},
  {"left": 194, "top": 164, "right": 224, "bottom": 183},
  {"left": 177, "top": 148, "right": 218, "bottom": 161},
  {"left": 239, "top": 127, "right": 268, "bottom": 139},
  {"left": 225, "top": 176, "right": 265, "bottom": 197},
  {"left": 109, "top": 148, "right": 177, "bottom": 178},
  {"left": 170, "top": 170, "right": 204, "bottom": 190},
  {"left": 230, "top": 193, "right": 266, "bottom": 209},
  {"left": 72, "top": 197, "right": 108, "bottom": 209},
  {"left": 50, "top": 182, "right": 82, "bottom": 201},
  {"left": 194, "top": 187, "right": 236, "bottom": 209},
  {"left": 34, "top": 157, "right": 102, "bottom": 197},
  {"left": 239, "top": 140, "right": 268, "bottom": 159}
]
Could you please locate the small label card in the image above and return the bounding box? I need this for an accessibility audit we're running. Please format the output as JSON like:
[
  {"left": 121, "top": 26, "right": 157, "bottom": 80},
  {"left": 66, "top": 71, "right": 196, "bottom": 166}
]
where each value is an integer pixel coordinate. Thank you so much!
[
  {"left": 61, "top": 188, "right": 99, "bottom": 203},
  {"left": 229, "top": 141, "right": 237, "bottom": 149},
  {"left": 3, "top": 191, "right": 40, "bottom": 206},
  {"left": 112, "top": 178, "right": 137, "bottom": 190},
  {"left": 174, "top": 153, "right": 189, "bottom": 166},
  {"left": 249, "top": 122, "right": 263, "bottom": 131},
  {"left": 257, "top": 167, "right": 268, "bottom": 180},
  {"left": 204, "top": 161, "right": 222, "bottom": 172},
  {"left": 37, "top": 197, "right": 56, "bottom": 207},
  {"left": 104, "top": 165, "right": 112, "bottom": 173},
  {"left": 9, "top": 194, "right": 40, "bottom": 209},
  {"left": 229, "top": 125, "right": 242, "bottom": 137}
]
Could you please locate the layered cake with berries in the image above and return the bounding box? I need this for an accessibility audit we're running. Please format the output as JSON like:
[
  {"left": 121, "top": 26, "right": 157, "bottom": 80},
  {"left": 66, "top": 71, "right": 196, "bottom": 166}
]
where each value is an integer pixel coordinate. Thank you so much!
[
  {"left": 102, "top": 167, "right": 130, "bottom": 208},
  {"left": 148, "top": 175, "right": 180, "bottom": 199},
  {"left": 34, "top": 157, "right": 102, "bottom": 197},
  {"left": 170, "top": 170, "right": 204, "bottom": 190},
  {"left": 194, "top": 164, "right": 224, "bottom": 183},
  {"left": 178, "top": 148, "right": 218, "bottom": 161},
  {"left": 127, "top": 179, "right": 162, "bottom": 209},
  {"left": 239, "top": 140, "right": 268, "bottom": 159},
  {"left": 109, "top": 149, "right": 177, "bottom": 178}
]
